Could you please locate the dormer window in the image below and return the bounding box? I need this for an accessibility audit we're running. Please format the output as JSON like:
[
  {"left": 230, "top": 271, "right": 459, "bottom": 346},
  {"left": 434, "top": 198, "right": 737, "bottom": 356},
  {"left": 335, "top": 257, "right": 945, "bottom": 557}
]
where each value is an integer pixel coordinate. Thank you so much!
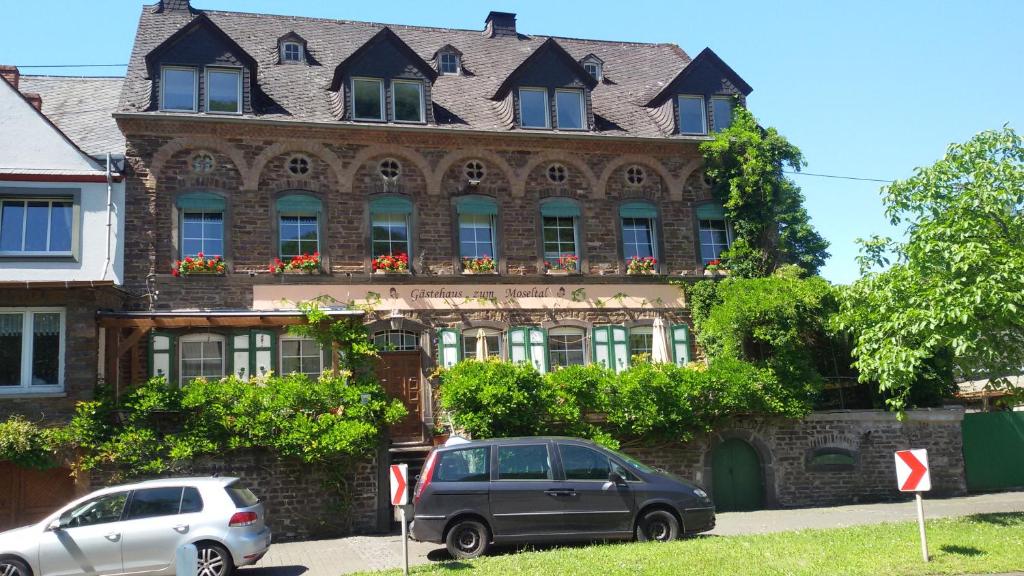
[
  {"left": 583, "top": 62, "right": 601, "bottom": 81},
  {"left": 711, "top": 96, "right": 734, "bottom": 132},
  {"left": 392, "top": 80, "right": 425, "bottom": 123},
  {"left": 160, "top": 66, "right": 197, "bottom": 112},
  {"left": 439, "top": 52, "right": 460, "bottom": 75},
  {"left": 555, "top": 89, "right": 585, "bottom": 130},
  {"left": 206, "top": 68, "right": 241, "bottom": 114},
  {"left": 518, "top": 87, "right": 550, "bottom": 129},
  {"left": 678, "top": 95, "right": 707, "bottom": 135},
  {"left": 352, "top": 77, "right": 385, "bottom": 121},
  {"left": 282, "top": 42, "right": 303, "bottom": 63}
]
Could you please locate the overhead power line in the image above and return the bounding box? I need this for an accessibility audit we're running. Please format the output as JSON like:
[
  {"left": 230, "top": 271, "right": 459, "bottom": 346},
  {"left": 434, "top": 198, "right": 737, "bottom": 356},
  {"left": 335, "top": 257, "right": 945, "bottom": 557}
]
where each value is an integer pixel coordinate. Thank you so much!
[{"left": 785, "top": 170, "right": 894, "bottom": 184}]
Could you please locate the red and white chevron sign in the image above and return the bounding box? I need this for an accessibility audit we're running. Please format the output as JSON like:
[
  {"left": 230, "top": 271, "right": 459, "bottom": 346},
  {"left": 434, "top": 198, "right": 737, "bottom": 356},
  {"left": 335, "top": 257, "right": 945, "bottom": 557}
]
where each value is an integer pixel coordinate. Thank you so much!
[
  {"left": 895, "top": 449, "right": 931, "bottom": 492},
  {"left": 390, "top": 463, "right": 409, "bottom": 506}
]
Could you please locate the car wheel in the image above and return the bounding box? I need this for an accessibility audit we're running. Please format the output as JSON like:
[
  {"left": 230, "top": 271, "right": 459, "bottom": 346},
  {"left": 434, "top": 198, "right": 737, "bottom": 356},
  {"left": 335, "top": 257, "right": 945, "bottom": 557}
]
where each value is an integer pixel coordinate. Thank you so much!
[
  {"left": 196, "top": 542, "right": 234, "bottom": 576},
  {"left": 445, "top": 519, "right": 490, "bottom": 559},
  {"left": 0, "top": 558, "right": 30, "bottom": 576},
  {"left": 636, "top": 509, "right": 680, "bottom": 542}
]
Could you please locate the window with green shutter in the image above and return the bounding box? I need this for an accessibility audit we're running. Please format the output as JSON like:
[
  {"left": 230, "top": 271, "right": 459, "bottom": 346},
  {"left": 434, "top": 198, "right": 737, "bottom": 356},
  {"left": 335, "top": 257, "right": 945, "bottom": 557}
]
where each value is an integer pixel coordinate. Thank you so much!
[
  {"left": 437, "top": 328, "right": 462, "bottom": 368},
  {"left": 149, "top": 331, "right": 176, "bottom": 382},
  {"left": 592, "top": 326, "right": 629, "bottom": 372},
  {"left": 671, "top": 324, "right": 692, "bottom": 365},
  {"left": 508, "top": 327, "right": 547, "bottom": 373}
]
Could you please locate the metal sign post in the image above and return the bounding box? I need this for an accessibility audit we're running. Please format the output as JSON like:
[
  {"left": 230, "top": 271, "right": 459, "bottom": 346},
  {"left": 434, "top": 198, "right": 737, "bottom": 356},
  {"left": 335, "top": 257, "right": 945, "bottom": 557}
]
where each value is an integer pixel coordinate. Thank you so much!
[
  {"left": 895, "top": 449, "right": 932, "bottom": 562},
  {"left": 390, "top": 463, "right": 410, "bottom": 576}
]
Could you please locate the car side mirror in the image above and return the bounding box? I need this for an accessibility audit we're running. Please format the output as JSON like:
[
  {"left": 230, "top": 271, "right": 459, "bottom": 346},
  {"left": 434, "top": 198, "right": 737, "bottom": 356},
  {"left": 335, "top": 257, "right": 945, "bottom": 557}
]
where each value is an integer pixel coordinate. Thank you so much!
[
  {"left": 46, "top": 519, "right": 64, "bottom": 531},
  {"left": 608, "top": 471, "right": 627, "bottom": 486}
]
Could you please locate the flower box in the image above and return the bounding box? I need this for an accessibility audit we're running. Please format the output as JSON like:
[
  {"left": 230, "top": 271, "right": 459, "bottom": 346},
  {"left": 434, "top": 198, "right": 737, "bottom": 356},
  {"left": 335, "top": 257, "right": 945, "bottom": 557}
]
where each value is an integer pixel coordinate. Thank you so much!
[
  {"left": 372, "top": 252, "right": 410, "bottom": 274},
  {"left": 270, "top": 253, "right": 322, "bottom": 275},
  {"left": 172, "top": 253, "right": 226, "bottom": 276},
  {"left": 462, "top": 270, "right": 498, "bottom": 275},
  {"left": 461, "top": 256, "right": 497, "bottom": 274},
  {"left": 374, "top": 269, "right": 411, "bottom": 275},
  {"left": 626, "top": 256, "right": 658, "bottom": 275},
  {"left": 546, "top": 269, "right": 572, "bottom": 276},
  {"left": 627, "top": 269, "right": 658, "bottom": 276}
]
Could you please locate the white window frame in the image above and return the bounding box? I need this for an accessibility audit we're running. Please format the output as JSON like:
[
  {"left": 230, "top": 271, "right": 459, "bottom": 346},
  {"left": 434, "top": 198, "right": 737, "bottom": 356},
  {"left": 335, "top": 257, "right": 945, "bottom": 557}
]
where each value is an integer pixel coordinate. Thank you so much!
[
  {"left": 541, "top": 214, "right": 580, "bottom": 266},
  {"left": 0, "top": 197, "right": 74, "bottom": 257},
  {"left": 160, "top": 66, "right": 198, "bottom": 112},
  {"left": 458, "top": 213, "right": 497, "bottom": 260},
  {"left": 677, "top": 94, "right": 707, "bottom": 135},
  {"left": 554, "top": 88, "right": 586, "bottom": 131},
  {"left": 583, "top": 62, "right": 602, "bottom": 81},
  {"left": 352, "top": 77, "right": 386, "bottom": 122},
  {"left": 279, "top": 336, "right": 324, "bottom": 377},
  {"left": 278, "top": 212, "right": 320, "bottom": 260},
  {"left": 629, "top": 325, "right": 654, "bottom": 359},
  {"left": 180, "top": 210, "right": 224, "bottom": 259},
  {"left": 439, "top": 52, "right": 460, "bottom": 75},
  {"left": 178, "top": 333, "right": 226, "bottom": 386},
  {"left": 373, "top": 330, "right": 420, "bottom": 351},
  {"left": 204, "top": 67, "right": 242, "bottom": 115},
  {"left": 621, "top": 216, "right": 658, "bottom": 261},
  {"left": 0, "top": 307, "right": 65, "bottom": 394},
  {"left": 711, "top": 96, "right": 734, "bottom": 132},
  {"left": 548, "top": 326, "right": 586, "bottom": 369},
  {"left": 462, "top": 328, "right": 502, "bottom": 360},
  {"left": 281, "top": 41, "right": 303, "bottom": 63},
  {"left": 699, "top": 217, "right": 734, "bottom": 264},
  {"left": 370, "top": 211, "right": 411, "bottom": 259},
  {"left": 518, "top": 87, "right": 550, "bottom": 129},
  {"left": 391, "top": 79, "right": 426, "bottom": 124}
]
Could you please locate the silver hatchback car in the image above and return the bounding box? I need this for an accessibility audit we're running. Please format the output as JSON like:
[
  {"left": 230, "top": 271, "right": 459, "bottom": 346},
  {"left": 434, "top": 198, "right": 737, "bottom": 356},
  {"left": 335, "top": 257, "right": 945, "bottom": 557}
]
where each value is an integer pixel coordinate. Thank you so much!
[{"left": 0, "top": 476, "right": 271, "bottom": 576}]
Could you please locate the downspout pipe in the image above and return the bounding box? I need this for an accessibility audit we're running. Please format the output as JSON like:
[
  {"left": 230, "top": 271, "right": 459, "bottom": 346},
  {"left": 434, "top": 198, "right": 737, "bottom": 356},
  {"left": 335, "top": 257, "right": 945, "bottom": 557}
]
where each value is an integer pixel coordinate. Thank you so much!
[{"left": 102, "top": 153, "right": 113, "bottom": 281}]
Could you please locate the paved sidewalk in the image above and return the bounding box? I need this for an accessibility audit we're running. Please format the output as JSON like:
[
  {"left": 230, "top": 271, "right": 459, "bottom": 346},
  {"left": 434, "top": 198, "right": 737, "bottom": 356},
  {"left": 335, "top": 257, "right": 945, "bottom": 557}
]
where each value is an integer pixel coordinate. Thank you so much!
[{"left": 242, "top": 491, "right": 1024, "bottom": 576}]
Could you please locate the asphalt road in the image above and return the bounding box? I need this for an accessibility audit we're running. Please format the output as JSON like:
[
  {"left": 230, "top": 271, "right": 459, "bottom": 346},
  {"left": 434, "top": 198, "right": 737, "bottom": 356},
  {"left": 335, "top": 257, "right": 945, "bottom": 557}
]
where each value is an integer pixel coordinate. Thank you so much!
[{"left": 242, "top": 491, "right": 1024, "bottom": 576}]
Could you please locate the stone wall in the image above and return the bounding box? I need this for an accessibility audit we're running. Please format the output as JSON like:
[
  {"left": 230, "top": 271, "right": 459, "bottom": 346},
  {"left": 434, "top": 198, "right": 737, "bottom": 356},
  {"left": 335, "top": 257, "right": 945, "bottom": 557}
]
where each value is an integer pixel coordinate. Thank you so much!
[
  {"left": 92, "top": 449, "right": 381, "bottom": 542},
  {"left": 626, "top": 408, "right": 967, "bottom": 508}
]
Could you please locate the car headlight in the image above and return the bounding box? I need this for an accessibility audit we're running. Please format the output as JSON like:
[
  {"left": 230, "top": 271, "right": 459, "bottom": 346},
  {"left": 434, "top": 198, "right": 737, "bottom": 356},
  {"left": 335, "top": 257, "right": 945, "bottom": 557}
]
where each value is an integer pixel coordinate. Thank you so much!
[{"left": 693, "top": 488, "right": 708, "bottom": 498}]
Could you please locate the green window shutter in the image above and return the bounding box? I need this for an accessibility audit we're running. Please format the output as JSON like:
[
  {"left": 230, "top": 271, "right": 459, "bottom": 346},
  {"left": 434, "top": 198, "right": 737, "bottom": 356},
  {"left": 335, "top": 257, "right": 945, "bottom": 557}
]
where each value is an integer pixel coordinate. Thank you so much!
[
  {"left": 369, "top": 196, "right": 413, "bottom": 214},
  {"left": 438, "top": 328, "right": 462, "bottom": 368},
  {"left": 149, "top": 330, "right": 176, "bottom": 382},
  {"left": 528, "top": 327, "right": 548, "bottom": 374},
  {"left": 509, "top": 327, "right": 528, "bottom": 364},
  {"left": 251, "top": 330, "right": 277, "bottom": 377},
  {"left": 229, "top": 332, "right": 251, "bottom": 380},
  {"left": 176, "top": 192, "right": 226, "bottom": 211},
  {"left": 671, "top": 324, "right": 692, "bottom": 365},
  {"left": 611, "top": 326, "right": 629, "bottom": 372},
  {"left": 592, "top": 326, "right": 612, "bottom": 368},
  {"left": 619, "top": 201, "right": 657, "bottom": 219},
  {"left": 540, "top": 198, "right": 580, "bottom": 218},
  {"left": 696, "top": 203, "right": 726, "bottom": 220},
  {"left": 276, "top": 194, "right": 322, "bottom": 214},
  {"left": 508, "top": 327, "right": 547, "bottom": 373},
  {"left": 456, "top": 196, "right": 498, "bottom": 216}
]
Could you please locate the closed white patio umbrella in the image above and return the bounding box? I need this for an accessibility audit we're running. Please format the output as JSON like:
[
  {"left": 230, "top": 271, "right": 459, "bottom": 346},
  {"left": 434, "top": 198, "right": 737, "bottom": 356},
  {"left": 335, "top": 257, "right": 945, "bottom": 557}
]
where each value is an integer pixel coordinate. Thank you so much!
[
  {"left": 651, "top": 316, "right": 671, "bottom": 364},
  {"left": 476, "top": 328, "right": 488, "bottom": 359}
]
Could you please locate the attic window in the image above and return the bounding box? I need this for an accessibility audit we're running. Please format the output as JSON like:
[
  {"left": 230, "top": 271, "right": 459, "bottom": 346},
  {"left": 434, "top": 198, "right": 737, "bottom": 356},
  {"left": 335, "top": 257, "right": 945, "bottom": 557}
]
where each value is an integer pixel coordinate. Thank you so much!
[
  {"left": 518, "top": 87, "right": 549, "bottom": 129},
  {"left": 583, "top": 62, "right": 601, "bottom": 81},
  {"left": 282, "top": 42, "right": 303, "bottom": 63},
  {"left": 678, "top": 95, "right": 707, "bottom": 135},
  {"left": 287, "top": 155, "right": 310, "bottom": 176},
  {"left": 439, "top": 52, "right": 460, "bottom": 75},
  {"left": 378, "top": 158, "right": 401, "bottom": 182},
  {"left": 352, "top": 78, "right": 385, "bottom": 122},
  {"left": 160, "top": 66, "right": 197, "bottom": 112},
  {"left": 547, "top": 163, "right": 567, "bottom": 184},
  {"left": 625, "top": 165, "right": 646, "bottom": 186},
  {"left": 191, "top": 152, "right": 215, "bottom": 174},
  {"left": 464, "top": 160, "right": 485, "bottom": 183}
]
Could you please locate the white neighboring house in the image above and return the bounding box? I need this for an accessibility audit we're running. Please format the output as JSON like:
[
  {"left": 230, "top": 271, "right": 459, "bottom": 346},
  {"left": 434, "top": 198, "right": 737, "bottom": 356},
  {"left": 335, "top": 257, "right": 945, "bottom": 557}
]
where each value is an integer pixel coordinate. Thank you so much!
[{"left": 0, "top": 66, "right": 124, "bottom": 417}]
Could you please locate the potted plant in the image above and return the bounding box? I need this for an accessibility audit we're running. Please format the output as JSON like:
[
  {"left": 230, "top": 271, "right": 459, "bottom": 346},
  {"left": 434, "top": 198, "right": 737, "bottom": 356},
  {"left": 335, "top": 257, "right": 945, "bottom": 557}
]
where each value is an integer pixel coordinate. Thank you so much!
[
  {"left": 270, "top": 252, "right": 322, "bottom": 274},
  {"left": 171, "top": 252, "right": 225, "bottom": 276},
  {"left": 372, "top": 252, "right": 410, "bottom": 274},
  {"left": 432, "top": 424, "right": 450, "bottom": 446},
  {"left": 705, "top": 259, "right": 728, "bottom": 276},
  {"left": 626, "top": 255, "right": 658, "bottom": 275},
  {"left": 544, "top": 253, "right": 578, "bottom": 275},
  {"left": 462, "top": 255, "right": 496, "bottom": 274}
]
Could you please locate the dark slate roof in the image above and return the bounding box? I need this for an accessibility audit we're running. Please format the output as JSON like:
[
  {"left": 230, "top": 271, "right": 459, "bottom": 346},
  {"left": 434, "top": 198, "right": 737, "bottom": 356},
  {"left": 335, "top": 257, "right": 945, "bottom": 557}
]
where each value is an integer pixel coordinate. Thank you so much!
[
  {"left": 20, "top": 75, "right": 126, "bottom": 156},
  {"left": 119, "top": 4, "right": 714, "bottom": 138}
]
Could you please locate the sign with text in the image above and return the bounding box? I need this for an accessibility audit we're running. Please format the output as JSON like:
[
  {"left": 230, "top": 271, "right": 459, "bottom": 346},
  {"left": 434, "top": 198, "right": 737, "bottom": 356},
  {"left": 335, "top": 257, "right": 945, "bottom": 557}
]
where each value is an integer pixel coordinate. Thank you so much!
[
  {"left": 255, "top": 282, "right": 686, "bottom": 311},
  {"left": 390, "top": 463, "right": 409, "bottom": 506},
  {"left": 895, "top": 449, "right": 931, "bottom": 492}
]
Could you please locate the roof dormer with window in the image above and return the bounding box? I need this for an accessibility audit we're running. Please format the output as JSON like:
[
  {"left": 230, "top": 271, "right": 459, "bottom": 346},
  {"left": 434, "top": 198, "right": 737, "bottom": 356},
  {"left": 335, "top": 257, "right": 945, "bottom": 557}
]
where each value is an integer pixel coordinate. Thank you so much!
[
  {"left": 580, "top": 54, "right": 604, "bottom": 83},
  {"left": 278, "top": 32, "right": 309, "bottom": 65},
  {"left": 329, "top": 27, "right": 438, "bottom": 125},
  {"left": 434, "top": 45, "right": 463, "bottom": 76},
  {"left": 492, "top": 38, "right": 598, "bottom": 131},
  {"left": 645, "top": 47, "right": 752, "bottom": 137}
]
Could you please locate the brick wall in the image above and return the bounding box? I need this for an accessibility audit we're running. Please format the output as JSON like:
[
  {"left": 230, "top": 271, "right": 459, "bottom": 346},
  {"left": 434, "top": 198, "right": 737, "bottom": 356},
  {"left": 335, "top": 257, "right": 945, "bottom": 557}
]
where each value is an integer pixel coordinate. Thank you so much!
[{"left": 625, "top": 408, "right": 967, "bottom": 508}]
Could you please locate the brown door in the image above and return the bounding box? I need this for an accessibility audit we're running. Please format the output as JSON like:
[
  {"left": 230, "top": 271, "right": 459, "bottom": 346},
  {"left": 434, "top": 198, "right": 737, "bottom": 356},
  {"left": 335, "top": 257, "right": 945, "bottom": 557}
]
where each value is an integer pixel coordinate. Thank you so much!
[
  {"left": 378, "top": 351, "right": 424, "bottom": 443},
  {"left": 0, "top": 462, "right": 77, "bottom": 530}
]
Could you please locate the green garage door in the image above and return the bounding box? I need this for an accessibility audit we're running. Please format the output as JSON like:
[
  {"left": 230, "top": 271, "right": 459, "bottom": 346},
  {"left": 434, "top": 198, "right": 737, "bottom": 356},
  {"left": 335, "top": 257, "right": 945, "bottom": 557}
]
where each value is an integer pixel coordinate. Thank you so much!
[
  {"left": 712, "top": 438, "right": 764, "bottom": 511},
  {"left": 963, "top": 412, "right": 1024, "bottom": 491}
]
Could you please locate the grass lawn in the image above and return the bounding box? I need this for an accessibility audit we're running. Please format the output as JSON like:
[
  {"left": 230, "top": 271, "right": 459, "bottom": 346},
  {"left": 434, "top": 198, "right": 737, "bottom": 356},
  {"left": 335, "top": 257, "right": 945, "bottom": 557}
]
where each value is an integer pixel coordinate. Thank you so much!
[{"left": 359, "top": 513, "right": 1024, "bottom": 576}]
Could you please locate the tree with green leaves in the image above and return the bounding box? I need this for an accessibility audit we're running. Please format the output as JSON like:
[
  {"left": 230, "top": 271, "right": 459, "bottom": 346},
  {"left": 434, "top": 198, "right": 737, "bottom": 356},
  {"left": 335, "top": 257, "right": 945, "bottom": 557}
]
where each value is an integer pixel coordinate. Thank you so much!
[
  {"left": 835, "top": 127, "right": 1024, "bottom": 412},
  {"left": 701, "top": 106, "right": 830, "bottom": 277}
]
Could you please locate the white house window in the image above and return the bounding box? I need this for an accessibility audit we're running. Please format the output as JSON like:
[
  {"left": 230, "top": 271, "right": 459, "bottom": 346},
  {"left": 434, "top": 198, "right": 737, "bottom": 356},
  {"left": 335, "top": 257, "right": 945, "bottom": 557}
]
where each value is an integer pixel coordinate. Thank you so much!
[
  {"left": 178, "top": 333, "right": 225, "bottom": 385},
  {"left": 378, "top": 158, "right": 401, "bottom": 182},
  {"left": 459, "top": 213, "right": 495, "bottom": 260},
  {"left": 439, "top": 52, "right": 460, "bottom": 75},
  {"left": 392, "top": 80, "right": 425, "bottom": 123},
  {"left": 282, "top": 42, "right": 303, "bottom": 63},
  {"left": 280, "top": 336, "right": 323, "bottom": 378},
  {"left": 0, "top": 308, "right": 64, "bottom": 392},
  {"left": 699, "top": 217, "right": 731, "bottom": 264},
  {"left": 518, "top": 87, "right": 550, "bottom": 129},
  {"left": 371, "top": 213, "right": 409, "bottom": 258},
  {"left": 583, "top": 62, "right": 601, "bottom": 81},
  {"left": 463, "top": 328, "right": 501, "bottom": 360},
  {"left": 373, "top": 330, "right": 419, "bottom": 351},
  {"left": 160, "top": 66, "right": 197, "bottom": 112},
  {"left": 678, "top": 95, "right": 707, "bottom": 135},
  {"left": 548, "top": 327, "right": 585, "bottom": 368},
  {"left": 279, "top": 214, "right": 318, "bottom": 259},
  {"left": 181, "top": 211, "right": 223, "bottom": 258},
  {"left": 712, "top": 96, "right": 734, "bottom": 132},
  {"left": 629, "top": 326, "right": 653, "bottom": 359},
  {"left": 555, "top": 89, "right": 585, "bottom": 130},
  {"left": 622, "top": 217, "right": 656, "bottom": 261},
  {"left": 352, "top": 77, "right": 385, "bottom": 121},
  {"left": 0, "top": 198, "right": 73, "bottom": 255},
  {"left": 206, "top": 68, "right": 241, "bottom": 114}
]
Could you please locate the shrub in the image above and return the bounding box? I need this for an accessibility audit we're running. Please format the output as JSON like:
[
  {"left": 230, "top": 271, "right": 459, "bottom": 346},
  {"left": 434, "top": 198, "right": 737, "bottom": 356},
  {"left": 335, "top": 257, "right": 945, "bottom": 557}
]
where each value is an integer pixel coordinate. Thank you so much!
[
  {"left": 438, "top": 360, "right": 548, "bottom": 438},
  {"left": 0, "top": 416, "right": 60, "bottom": 469}
]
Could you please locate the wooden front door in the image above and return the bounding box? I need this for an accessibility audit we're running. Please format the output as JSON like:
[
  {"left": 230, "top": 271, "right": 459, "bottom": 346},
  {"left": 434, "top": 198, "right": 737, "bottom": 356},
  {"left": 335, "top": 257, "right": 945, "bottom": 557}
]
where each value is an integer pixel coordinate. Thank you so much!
[
  {"left": 0, "top": 462, "right": 77, "bottom": 530},
  {"left": 711, "top": 438, "right": 764, "bottom": 512},
  {"left": 378, "top": 351, "right": 424, "bottom": 443}
]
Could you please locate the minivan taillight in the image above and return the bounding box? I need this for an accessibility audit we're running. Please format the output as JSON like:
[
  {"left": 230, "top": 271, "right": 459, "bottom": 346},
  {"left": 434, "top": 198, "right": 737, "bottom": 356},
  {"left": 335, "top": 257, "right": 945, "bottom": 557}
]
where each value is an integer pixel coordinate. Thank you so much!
[
  {"left": 229, "top": 511, "right": 258, "bottom": 527},
  {"left": 414, "top": 450, "right": 439, "bottom": 504}
]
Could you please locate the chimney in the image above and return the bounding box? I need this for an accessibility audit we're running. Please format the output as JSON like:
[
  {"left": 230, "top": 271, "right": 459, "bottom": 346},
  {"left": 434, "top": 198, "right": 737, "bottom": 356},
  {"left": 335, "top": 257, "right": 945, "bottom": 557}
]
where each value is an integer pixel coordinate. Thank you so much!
[
  {"left": 0, "top": 65, "right": 19, "bottom": 90},
  {"left": 484, "top": 11, "right": 517, "bottom": 38},
  {"left": 24, "top": 92, "right": 42, "bottom": 111},
  {"left": 157, "top": 0, "right": 192, "bottom": 12}
]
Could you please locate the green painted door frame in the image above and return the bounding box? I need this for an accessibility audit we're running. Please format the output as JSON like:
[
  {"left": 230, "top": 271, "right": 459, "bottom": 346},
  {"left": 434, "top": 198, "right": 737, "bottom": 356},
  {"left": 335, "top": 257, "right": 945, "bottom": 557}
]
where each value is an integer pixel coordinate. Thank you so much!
[
  {"left": 963, "top": 412, "right": 1024, "bottom": 491},
  {"left": 712, "top": 438, "right": 765, "bottom": 512}
]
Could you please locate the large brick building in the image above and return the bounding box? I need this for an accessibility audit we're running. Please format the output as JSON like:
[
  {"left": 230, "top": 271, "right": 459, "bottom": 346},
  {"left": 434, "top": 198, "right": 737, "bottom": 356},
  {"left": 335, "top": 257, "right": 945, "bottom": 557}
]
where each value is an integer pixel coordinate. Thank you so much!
[{"left": 112, "top": 1, "right": 748, "bottom": 444}]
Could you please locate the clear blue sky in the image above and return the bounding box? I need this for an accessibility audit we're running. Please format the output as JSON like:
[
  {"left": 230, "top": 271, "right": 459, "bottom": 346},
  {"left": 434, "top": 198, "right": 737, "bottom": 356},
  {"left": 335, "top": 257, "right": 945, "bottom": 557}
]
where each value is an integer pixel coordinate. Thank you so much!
[{"left": 3, "top": 1, "right": 1021, "bottom": 284}]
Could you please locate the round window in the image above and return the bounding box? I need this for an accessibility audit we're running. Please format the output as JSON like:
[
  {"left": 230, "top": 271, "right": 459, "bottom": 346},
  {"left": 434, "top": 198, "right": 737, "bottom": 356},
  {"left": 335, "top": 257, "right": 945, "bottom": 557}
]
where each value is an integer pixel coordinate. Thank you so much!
[
  {"left": 191, "top": 152, "right": 215, "bottom": 174},
  {"left": 464, "top": 160, "right": 486, "bottom": 183},
  {"left": 287, "top": 154, "right": 310, "bottom": 176},
  {"left": 625, "top": 165, "right": 646, "bottom": 186},
  {"left": 547, "top": 163, "right": 568, "bottom": 184},
  {"left": 378, "top": 158, "right": 401, "bottom": 181}
]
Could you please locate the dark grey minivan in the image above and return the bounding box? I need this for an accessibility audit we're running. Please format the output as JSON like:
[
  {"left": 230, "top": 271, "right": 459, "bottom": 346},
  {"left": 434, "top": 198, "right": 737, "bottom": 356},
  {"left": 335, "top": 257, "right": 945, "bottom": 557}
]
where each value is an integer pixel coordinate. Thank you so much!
[{"left": 410, "top": 437, "right": 714, "bottom": 559}]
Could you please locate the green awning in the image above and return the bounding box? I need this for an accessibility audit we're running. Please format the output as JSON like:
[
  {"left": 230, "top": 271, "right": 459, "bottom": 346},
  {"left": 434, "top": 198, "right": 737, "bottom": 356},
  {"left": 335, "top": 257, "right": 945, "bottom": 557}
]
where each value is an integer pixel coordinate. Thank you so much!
[
  {"left": 696, "top": 203, "right": 726, "bottom": 220},
  {"left": 540, "top": 198, "right": 580, "bottom": 218},
  {"left": 276, "top": 194, "right": 322, "bottom": 214},
  {"left": 176, "top": 192, "right": 226, "bottom": 211},
  {"left": 456, "top": 196, "right": 498, "bottom": 216},
  {"left": 619, "top": 201, "right": 657, "bottom": 219},
  {"left": 369, "top": 196, "right": 413, "bottom": 214}
]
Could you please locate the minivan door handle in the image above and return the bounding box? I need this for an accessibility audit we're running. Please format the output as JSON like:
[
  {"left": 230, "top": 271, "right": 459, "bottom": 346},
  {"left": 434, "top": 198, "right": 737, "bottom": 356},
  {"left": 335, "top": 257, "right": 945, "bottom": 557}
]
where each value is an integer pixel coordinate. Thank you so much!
[
  {"left": 173, "top": 524, "right": 189, "bottom": 533},
  {"left": 104, "top": 532, "right": 120, "bottom": 542},
  {"left": 544, "top": 489, "right": 576, "bottom": 497}
]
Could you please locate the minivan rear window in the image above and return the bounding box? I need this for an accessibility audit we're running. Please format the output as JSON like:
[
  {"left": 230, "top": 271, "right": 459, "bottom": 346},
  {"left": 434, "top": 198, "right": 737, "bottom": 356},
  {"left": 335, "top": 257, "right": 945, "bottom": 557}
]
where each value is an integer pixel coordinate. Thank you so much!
[
  {"left": 225, "top": 482, "right": 260, "bottom": 507},
  {"left": 497, "top": 444, "right": 552, "bottom": 480},
  {"left": 435, "top": 447, "right": 489, "bottom": 482}
]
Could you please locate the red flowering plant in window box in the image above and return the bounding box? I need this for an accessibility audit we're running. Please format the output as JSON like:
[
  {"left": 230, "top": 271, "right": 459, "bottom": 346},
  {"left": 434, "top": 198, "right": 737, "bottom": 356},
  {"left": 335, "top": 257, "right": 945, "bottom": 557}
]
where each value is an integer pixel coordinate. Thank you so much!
[
  {"left": 372, "top": 252, "right": 409, "bottom": 273},
  {"left": 270, "top": 252, "right": 322, "bottom": 274},
  {"left": 705, "top": 258, "right": 728, "bottom": 275},
  {"left": 626, "top": 255, "right": 658, "bottom": 275},
  {"left": 544, "top": 253, "right": 579, "bottom": 274},
  {"left": 172, "top": 252, "right": 225, "bottom": 276},
  {"left": 462, "top": 255, "right": 496, "bottom": 274}
]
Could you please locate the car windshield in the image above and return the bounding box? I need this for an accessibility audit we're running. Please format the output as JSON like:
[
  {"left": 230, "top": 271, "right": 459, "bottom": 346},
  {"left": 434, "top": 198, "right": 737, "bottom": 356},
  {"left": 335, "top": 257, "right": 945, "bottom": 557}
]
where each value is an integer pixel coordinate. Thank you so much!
[{"left": 606, "top": 448, "right": 656, "bottom": 474}]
